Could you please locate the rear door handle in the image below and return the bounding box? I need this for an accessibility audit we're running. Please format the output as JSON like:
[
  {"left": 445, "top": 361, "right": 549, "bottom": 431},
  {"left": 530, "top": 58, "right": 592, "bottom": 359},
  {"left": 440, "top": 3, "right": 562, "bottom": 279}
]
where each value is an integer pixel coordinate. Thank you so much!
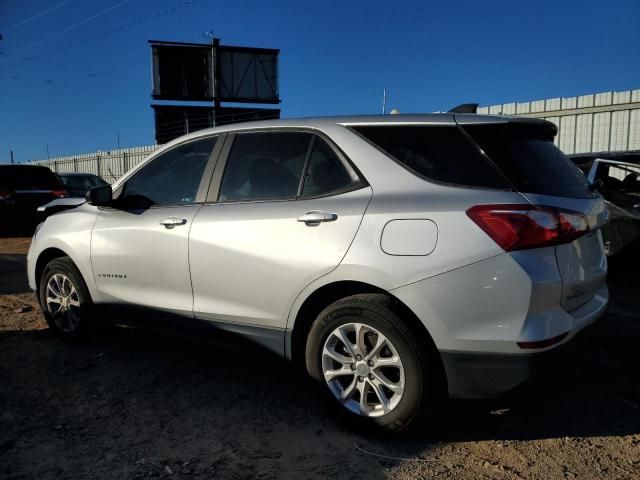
[
  {"left": 160, "top": 217, "right": 187, "bottom": 229},
  {"left": 297, "top": 211, "right": 338, "bottom": 225}
]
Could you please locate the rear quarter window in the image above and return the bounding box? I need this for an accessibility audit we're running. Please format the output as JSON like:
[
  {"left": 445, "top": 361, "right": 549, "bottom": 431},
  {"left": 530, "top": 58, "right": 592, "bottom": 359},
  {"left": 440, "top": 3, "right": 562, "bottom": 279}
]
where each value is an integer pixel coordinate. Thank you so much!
[
  {"left": 462, "top": 123, "right": 596, "bottom": 199},
  {"left": 351, "top": 125, "right": 510, "bottom": 190}
]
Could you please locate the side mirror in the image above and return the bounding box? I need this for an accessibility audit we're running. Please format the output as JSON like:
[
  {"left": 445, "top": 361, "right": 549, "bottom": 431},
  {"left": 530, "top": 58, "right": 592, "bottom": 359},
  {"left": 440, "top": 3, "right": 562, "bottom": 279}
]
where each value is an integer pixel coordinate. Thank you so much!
[{"left": 86, "top": 184, "right": 112, "bottom": 206}]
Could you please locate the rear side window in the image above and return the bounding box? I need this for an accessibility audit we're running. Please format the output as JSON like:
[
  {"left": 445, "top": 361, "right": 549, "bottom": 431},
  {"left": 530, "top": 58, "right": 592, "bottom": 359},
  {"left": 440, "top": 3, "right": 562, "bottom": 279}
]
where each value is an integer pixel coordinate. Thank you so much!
[
  {"left": 463, "top": 123, "right": 596, "bottom": 199},
  {"left": 219, "top": 132, "right": 312, "bottom": 202},
  {"left": 352, "top": 126, "right": 509, "bottom": 189},
  {"left": 301, "top": 137, "right": 360, "bottom": 197},
  {"left": 0, "top": 166, "right": 62, "bottom": 190}
]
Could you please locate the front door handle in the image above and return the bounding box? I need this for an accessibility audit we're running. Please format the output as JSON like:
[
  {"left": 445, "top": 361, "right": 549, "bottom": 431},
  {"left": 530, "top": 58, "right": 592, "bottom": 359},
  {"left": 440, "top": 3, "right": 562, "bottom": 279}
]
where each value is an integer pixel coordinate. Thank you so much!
[
  {"left": 160, "top": 217, "right": 187, "bottom": 229},
  {"left": 297, "top": 211, "right": 338, "bottom": 225}
]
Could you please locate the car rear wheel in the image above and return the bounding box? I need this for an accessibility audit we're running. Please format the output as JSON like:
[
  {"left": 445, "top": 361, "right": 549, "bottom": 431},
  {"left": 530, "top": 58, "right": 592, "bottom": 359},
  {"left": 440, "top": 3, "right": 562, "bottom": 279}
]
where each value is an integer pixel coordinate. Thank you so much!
[
  {"left": 305, "top": 293, "right": 442, "bottom": 432},
  {"left": 39, "top": 257, "right": 94, "bottom": 337}
]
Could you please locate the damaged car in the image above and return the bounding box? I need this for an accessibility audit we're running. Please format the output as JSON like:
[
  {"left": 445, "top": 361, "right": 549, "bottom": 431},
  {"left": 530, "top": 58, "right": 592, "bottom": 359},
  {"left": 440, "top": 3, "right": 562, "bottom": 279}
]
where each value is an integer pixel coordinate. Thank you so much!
[{"left": 574, "top": 157, "right": 640, "bottom": 256}]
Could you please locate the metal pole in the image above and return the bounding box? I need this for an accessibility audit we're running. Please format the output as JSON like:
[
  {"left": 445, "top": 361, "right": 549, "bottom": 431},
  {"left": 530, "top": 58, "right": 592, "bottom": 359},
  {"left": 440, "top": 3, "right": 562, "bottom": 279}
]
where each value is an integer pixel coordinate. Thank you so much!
[
  {"left": 10, "top": 150, "right": 14, "bottom": 164},
  {"left": 46, "top": 145, "right": 50, "bottom": 160},
  {"left": 382, "top": 88, "right": 387, "bottom": 115},
  {"left": 212, "top": 37, "right": 220, "bottom": 126}
]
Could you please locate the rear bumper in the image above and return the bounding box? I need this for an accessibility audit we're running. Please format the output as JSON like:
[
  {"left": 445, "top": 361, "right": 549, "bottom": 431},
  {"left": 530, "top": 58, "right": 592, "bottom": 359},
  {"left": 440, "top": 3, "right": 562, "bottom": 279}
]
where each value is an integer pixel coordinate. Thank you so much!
[
  {"left": 391, "top": 250, "right": 609, "bottom": 398},
  {"left": 440, "top": 309, "right": 606, "bottom": 398}
]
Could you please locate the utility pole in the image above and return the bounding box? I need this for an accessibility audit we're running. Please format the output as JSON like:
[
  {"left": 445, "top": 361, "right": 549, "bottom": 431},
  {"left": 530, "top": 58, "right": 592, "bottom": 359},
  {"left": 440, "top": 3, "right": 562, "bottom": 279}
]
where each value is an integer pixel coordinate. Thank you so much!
[
  {"left": 46, "top": 145, "right": 50, "bottom": 160},
  {"left": 10, "top": 150, "right": 14, "bottom": 164},
  {"left": 211, "top": 36, "right": 220, "bottom": 127},
  {"left": 382, "top": 88, "right": 387, "bottom": 115}
]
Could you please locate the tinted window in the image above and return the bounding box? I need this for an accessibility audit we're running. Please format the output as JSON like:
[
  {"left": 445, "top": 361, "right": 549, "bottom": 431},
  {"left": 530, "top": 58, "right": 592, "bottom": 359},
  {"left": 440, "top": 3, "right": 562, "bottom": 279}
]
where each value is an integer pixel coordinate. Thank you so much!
[
  {"left": 60, "top": 175, "right": 108, "bottom": 190},
  {"left": 0, "top": 166, "right": 62, "bottom": 190},
  {"left": 352, "top": 126, "right": 509, "bottom": 189},
  {"left": 302, "top": 137, "right": 359, "bottom": 197},
  {"left": 219, "top": 132, "right": 312, "bottom": 202},
  {"left": 121, "top": 137, "right": 215, "bottom": 207},
  {"left": 463, "top": 123, "right": 596, "bottom": 199}
]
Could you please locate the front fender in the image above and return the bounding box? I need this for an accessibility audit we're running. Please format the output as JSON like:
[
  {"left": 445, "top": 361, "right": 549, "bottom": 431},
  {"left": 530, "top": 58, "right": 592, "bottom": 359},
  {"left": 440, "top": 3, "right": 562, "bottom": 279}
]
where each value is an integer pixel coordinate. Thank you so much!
[{"left": 28, "top": 206, "right": 99, "bottom": 298}]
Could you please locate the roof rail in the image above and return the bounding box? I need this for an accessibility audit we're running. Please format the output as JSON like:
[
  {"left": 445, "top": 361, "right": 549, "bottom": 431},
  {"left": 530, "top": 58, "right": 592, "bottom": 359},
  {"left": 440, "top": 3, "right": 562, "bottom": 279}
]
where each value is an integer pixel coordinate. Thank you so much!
[{"left": 448, "top": 103, "right": 478, "bottom": 114}]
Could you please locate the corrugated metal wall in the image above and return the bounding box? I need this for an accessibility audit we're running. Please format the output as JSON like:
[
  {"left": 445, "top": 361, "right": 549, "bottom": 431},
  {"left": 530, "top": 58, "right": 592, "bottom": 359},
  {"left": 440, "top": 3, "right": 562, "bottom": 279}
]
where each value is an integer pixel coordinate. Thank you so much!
[
  {"left": 29, "top": 145, "right": 160, "bottom": 183},
  {"left": 478, "top": 89, "right": 640, "bottom": 154}
]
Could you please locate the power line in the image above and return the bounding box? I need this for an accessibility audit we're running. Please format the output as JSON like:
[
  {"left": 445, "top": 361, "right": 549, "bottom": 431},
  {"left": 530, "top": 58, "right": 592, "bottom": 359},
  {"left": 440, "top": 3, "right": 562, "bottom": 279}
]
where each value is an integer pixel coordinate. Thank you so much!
[
  {"left": 0, "top": 0, "right": 197, "bottom": 72},
  {"left": 0, "top": 73, "right": 130, "bottom": 101},
  {"left": 41, "top": 0, "right": 197, "bottom": 60},
  {"left": 0, "top": 53, "right": 147, "bottom": 92},
  {"left": 2, "top": 0, "right": 73, "bottom": 33},
  {"left": 1, "top": 0, "right": 134, "bottom": 63}
]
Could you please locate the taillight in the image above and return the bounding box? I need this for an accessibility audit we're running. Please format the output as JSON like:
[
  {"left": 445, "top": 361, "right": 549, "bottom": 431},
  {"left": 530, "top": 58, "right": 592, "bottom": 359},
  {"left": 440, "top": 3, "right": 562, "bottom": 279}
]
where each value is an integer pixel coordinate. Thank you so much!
[
  {"left": 556, "top": 209, "right": 590, "bottom": 244},
  {"left": 52, "top": 189, "right": 68, "bottom": 198},
  {"left": 0, "top": 190, "right": 13, "bottom": 200},
  {"left": 466, "top": 204, "right": 589, "bottom": 252}
]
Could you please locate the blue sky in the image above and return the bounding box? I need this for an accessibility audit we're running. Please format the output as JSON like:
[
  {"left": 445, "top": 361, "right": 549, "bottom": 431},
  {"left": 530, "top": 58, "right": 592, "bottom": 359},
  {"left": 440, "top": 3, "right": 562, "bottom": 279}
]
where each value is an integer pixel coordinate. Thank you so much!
[{"left": 1, "top": 0, "right": 639, "bottom": 162}]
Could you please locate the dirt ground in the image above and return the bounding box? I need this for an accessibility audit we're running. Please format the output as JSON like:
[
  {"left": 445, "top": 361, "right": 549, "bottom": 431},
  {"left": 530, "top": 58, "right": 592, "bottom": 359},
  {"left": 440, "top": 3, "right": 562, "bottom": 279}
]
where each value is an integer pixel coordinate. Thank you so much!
[{"left": 1, "top": 236, "right": 639, "bottom": 479}]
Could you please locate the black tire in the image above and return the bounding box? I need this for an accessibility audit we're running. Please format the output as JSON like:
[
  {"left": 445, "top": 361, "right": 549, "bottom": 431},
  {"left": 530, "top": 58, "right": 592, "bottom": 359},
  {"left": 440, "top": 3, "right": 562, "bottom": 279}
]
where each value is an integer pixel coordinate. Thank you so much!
[
  {"left": 305, "top": 293, "right": 443, "bottom": 432},
  {"left": 38, "top": 256, "right": 95, "bottom": 338}
]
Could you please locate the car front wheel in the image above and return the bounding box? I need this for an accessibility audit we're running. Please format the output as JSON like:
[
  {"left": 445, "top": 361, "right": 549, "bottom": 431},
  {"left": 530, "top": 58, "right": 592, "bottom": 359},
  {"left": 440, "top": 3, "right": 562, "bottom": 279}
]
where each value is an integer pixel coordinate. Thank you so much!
[{"left": 39, "top": 257, "right": 94, "bottom": 337}]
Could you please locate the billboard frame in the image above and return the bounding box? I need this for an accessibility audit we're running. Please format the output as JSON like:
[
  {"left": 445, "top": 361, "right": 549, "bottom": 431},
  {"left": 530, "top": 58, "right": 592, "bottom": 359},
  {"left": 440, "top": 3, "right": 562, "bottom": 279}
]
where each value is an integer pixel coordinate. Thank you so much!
[{"left": 149, "top": 39, "right": 280, "bottom": 104}]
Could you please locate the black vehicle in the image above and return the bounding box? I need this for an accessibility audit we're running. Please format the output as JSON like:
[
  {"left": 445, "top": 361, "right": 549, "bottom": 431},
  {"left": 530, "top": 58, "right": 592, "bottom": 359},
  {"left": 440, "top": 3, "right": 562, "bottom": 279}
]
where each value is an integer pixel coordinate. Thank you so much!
[
  {"left": 57, "top": 172, "right": 109, "bottom": 198},
  {"left": 0, "top": 165, "right": 68, "bottom": 233}
]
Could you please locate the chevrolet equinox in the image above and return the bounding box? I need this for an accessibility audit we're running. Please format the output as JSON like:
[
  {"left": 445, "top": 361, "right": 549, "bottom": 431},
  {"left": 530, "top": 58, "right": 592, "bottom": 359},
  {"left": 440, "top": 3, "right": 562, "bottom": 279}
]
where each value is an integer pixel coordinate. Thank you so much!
[{"left": 28, "top": 114, "right": 609, "bottom": 431}]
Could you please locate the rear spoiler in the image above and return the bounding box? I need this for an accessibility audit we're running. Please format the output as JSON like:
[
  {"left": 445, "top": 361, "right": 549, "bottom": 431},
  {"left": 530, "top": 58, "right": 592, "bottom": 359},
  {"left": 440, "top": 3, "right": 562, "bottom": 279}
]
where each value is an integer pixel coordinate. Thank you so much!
[
  {"left": 455, "top": 115, "right": 558, "bottom": 137},
  {"left": 448, "top": 103, "right": 558, "bottom": 136}
]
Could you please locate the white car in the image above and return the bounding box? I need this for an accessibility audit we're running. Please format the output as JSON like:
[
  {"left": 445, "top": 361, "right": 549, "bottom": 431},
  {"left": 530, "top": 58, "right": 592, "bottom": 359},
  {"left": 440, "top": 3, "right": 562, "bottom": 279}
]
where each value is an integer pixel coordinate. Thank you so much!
[{"left": 28, "top": 114, "right": 609, "bottom": 431}]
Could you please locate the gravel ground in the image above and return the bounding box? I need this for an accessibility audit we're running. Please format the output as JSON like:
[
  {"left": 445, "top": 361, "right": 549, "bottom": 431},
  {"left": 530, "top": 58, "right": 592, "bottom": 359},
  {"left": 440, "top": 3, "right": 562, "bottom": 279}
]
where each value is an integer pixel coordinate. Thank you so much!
[{"left": 1, "top": 236, "right": 639, "bottom": 479}]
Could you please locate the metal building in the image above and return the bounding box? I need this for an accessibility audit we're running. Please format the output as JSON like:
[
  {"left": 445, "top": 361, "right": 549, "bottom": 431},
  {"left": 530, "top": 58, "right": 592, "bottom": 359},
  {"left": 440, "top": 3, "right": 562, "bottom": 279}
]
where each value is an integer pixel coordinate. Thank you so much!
[{"left": 478, "top": 89, "right": 640, "bottom": 158}]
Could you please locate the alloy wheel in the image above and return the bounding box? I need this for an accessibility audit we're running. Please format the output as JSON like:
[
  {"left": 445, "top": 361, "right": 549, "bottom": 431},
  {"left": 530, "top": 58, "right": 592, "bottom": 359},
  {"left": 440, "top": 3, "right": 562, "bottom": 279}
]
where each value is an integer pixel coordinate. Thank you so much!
[
  {"left": 322, "top": 322, "right": 405, "bottom": 417},
  {"left": 45, "top": 273, "right": 81, "bottom": 333}
]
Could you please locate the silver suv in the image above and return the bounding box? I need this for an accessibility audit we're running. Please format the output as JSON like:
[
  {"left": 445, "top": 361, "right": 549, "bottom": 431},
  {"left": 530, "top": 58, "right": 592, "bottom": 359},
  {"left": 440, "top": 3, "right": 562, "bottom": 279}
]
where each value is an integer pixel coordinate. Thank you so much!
[{"left": 28, "top": 114, "right": 609, "bottom": 431}]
